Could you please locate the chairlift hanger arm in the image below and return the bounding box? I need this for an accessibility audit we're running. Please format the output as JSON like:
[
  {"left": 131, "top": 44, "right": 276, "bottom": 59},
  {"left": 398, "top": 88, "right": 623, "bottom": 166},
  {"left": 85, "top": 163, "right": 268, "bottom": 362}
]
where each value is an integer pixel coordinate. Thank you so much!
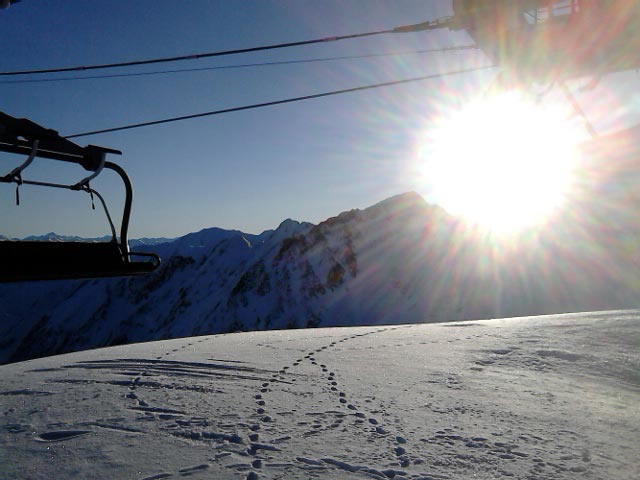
[
  {"left": 0, "top": 137, "right": 121, "bottom": 166},
  {"left": 0, "top": 111, "right": 121, "bottom": 171}
]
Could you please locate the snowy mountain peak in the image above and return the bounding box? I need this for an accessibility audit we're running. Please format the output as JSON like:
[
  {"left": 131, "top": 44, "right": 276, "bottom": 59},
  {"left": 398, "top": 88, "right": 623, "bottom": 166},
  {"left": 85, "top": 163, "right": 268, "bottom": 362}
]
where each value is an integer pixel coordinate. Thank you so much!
[
  {"left": 33, "top": 231, "right": 62, "bottom": 241},
  {"left": 277, "top": 218, "right": 303, "bottom": 230},
  {"left": 264, "top": 218, "right": 313, "bottom": 245},
  {"left": 369, "top": 191, "right": 426, "bottom": 210},
  {"left": 362, "top": 191, "right": 442, "bottom": 223}
]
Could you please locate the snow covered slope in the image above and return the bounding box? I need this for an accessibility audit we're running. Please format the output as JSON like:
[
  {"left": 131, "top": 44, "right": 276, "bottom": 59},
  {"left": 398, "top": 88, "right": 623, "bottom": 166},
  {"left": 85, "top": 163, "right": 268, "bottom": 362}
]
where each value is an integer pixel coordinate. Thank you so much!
[
  {"left": 0, "top": 311, "right": 638, "bottom": 479},
  {"left": 3, "top": 191, "right": 640, "bottom": 365}
]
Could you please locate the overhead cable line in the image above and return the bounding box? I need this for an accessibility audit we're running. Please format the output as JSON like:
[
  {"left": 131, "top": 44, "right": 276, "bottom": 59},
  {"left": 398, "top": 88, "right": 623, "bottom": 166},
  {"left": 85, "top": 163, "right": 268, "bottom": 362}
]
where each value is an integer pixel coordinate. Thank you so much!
[
  {"left": 0, "top": 17, "right": 452, "bottom": 77},
  {"left": 0, "top": 45, "right": 478, "bottom": 85},
  {"left": 65, "top": 64, "right": 494, "bottom": 139}
]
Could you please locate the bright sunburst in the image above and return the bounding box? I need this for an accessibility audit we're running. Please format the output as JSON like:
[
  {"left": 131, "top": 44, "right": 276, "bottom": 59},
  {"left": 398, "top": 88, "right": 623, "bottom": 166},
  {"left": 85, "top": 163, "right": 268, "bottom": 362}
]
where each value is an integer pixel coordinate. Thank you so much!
[{"left": 417, "top": 91, "right": 584, "bottom": 234}]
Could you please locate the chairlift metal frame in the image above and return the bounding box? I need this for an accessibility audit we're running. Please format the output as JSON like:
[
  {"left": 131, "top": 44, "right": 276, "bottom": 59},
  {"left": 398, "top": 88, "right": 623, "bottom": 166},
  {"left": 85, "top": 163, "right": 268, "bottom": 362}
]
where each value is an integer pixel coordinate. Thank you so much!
[{"left": 0, "top": 111, "right": 160, "bottom": 282}]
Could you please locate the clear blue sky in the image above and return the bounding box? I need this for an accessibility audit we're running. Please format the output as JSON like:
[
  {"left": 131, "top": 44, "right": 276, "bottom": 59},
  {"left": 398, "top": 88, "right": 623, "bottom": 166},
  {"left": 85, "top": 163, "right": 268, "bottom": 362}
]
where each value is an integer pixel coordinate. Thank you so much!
[{"left": 1, "top": 0, "right": 638, "bottom": 239}]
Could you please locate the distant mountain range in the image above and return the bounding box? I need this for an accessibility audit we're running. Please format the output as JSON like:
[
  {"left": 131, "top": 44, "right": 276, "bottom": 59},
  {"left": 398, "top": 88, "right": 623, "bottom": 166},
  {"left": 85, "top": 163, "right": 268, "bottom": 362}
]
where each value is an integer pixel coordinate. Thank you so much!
[{"left": 0, "top": 232, "right": 173, "bottom": 247}]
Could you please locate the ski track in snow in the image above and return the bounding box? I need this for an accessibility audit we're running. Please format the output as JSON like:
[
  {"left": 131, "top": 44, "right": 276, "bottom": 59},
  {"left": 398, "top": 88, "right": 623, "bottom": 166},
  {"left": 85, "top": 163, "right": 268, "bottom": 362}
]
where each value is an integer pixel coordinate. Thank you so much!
[{"left": 0, "top": 311, "right": 639, "bottom": 479}]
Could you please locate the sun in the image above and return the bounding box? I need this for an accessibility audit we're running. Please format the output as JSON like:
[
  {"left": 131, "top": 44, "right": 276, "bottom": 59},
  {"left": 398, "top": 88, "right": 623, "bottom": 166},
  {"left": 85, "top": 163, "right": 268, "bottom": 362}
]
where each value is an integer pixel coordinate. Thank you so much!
[{"left": 417, "top": 91, "right": 584, "bottom": 234}]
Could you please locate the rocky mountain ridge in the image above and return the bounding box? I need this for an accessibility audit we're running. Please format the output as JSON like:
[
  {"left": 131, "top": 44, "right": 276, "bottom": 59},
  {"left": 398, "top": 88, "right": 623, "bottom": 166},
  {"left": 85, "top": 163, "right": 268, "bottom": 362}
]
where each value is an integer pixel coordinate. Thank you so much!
[{"left": 2, "top": 189, "right": 640, "bottom": 365}]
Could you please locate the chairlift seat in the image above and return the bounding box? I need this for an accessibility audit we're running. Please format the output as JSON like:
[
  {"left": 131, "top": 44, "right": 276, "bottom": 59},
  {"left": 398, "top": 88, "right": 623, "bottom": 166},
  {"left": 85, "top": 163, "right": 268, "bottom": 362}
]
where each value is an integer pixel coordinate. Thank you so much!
[{"left": 0, "top": 240, "right": 158, "bottom": 282}]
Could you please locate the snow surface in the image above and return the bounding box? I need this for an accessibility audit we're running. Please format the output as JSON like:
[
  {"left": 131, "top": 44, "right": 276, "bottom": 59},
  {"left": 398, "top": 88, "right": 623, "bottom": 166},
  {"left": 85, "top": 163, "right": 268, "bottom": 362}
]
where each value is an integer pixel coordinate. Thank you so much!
[{"left": 1, "top": 310, "right": 638, "bottom": 479}]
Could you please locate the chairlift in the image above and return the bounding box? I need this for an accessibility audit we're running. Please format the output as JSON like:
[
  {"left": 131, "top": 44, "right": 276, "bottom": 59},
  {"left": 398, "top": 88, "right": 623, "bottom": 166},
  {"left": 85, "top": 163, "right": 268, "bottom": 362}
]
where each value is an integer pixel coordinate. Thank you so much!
[
  {"left": 450, "top": 0, "right": 640, "bottom": 84},
  {"left": 0, "top": 111, "right": 160, "bottom": 282},
  {"left": 393, "top": 1, "right": 640, "bottom": 135}
]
